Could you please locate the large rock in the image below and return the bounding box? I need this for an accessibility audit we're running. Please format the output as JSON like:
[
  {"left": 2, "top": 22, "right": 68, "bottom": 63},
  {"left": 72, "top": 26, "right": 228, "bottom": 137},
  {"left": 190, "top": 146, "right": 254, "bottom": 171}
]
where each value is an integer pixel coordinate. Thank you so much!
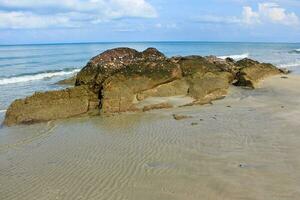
[
  {"left": 185, "top": 72, "right": 232, "bottom": 104},
  {"left": 234, "top": 58, "right": 281, "bottom": 88},
  {"left": 75, "top": 47, "right": 166, "bottom": 92},
  {"left": 99, "top": 54, "right": 233, "bottom": 113},
  {"left": 178, "top": 56, "right": 234, "bottom": 99},
  {"left": 100, "top": 59, "right": 182, "bottom": 113},
  {"left": 136, "top": 79, "right": 190, "bottom": 101},
  {"left": 4, "top": 86, "right": 99, "bottom": 126},
  {"left": 3, "top": 47, "right": 283, "bottom": 126}
]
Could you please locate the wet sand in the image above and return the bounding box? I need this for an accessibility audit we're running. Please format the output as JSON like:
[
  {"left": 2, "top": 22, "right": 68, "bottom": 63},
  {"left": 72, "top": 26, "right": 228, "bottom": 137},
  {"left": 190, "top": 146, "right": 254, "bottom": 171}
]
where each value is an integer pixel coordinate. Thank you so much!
[{"left": 1, "top": 75, "right": 300, "bottom": 200}]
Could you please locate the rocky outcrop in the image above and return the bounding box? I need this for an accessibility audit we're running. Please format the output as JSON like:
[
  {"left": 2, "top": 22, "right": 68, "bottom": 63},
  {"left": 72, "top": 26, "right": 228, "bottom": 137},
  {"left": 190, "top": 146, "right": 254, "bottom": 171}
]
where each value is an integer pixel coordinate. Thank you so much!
[{"left": 3, "top": 47, "right": 282, "bottom": 126}]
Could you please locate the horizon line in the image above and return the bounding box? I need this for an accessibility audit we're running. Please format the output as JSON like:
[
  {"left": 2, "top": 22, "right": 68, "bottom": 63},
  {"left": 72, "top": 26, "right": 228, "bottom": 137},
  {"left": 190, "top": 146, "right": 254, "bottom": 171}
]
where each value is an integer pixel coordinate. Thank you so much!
[{"left": 1, "top": 40, "right": 300, "bottom": 47}]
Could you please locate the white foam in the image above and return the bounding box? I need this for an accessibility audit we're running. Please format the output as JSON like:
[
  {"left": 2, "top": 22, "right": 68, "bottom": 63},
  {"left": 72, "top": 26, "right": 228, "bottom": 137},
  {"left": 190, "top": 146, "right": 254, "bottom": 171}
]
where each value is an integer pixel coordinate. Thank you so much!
[
  {"left": 0, "top": 110, "right": 6, "bottom": 113},
  {"left": 0, "top": 69, "right": 80, "bottom": 85},
  {"left": 279, "top": 61, "right": 300, "bottom": 68},
  {"left": 218, "top": 53, "right": 249, "bottom": 60},
  {"left": 290, "top": 49, "right": 300, "bottom": 53}
]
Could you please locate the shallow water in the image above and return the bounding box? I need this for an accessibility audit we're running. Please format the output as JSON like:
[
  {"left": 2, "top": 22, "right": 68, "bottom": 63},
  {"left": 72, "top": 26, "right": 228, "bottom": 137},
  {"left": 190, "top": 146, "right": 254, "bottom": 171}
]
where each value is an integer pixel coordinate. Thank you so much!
[{"left": 1, "top": 76, "right": 300, "bottom": 200}]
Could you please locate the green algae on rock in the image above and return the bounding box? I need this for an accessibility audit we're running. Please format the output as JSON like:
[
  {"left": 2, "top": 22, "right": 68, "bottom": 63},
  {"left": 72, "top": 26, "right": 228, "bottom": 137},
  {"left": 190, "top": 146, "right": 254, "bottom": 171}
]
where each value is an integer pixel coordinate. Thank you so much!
[
  {"left": 234, "top": 58, "right": 282, "bottom": 88},
  {"left": 4, "top": 86, "right": 99, "bottom": 126}
]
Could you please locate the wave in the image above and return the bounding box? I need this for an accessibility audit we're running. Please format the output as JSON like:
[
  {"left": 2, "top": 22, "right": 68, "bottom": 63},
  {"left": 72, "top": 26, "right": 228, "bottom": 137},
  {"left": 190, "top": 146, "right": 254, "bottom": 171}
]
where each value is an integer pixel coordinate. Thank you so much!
[
  {"left": 289, "top": 49, "right": 300, "bottom": 54},
  {"left": 218, "top": 53, "right": 249, "bottom": 60},
  {"left": 279, "top": 61, "right": 300, "bottom": 68},
  {"left": 0, "top": 68, "right": 80, "bottom": 85},
  {"left": 0, "top": 109, "right": 6, "bottom": 113}
]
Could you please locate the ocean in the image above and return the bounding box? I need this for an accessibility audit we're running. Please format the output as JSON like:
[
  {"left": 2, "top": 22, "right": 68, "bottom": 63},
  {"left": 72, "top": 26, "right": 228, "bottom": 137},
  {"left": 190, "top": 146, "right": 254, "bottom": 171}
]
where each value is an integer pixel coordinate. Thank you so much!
[{"left": 0, "top": 42, "right": 300, "bottom": 112}]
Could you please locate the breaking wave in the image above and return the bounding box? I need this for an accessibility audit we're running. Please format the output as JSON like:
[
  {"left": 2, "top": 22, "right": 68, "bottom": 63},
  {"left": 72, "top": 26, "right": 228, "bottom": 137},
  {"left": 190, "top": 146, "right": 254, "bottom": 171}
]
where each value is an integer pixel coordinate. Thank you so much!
[
  {"left": 0, "top": 68, "right": 80, "bottom": 85},
  {"left": 289, "top": 49, "right": 300, "bottom": 54},
  {"left": 0, "top": 110, "right": 6, "bottom": 113},
  {"left": 218, "top": 53, "right": 249, "bottom": 60},
  {"left": 279, "top": 61, "right": 300, "bottom": 68}
]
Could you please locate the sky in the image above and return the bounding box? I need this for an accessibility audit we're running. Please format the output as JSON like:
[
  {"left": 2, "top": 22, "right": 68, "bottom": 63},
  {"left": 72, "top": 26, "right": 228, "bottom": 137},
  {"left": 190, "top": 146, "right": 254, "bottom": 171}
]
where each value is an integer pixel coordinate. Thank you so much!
[{"left": 0, "top": 0, "right": 300, "bottom": 44}]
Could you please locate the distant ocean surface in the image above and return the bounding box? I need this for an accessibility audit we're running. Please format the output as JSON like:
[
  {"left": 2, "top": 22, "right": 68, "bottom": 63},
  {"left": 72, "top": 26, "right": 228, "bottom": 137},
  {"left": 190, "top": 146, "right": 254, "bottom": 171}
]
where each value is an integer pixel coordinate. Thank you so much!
[{"left": 0, "top": 42, "right": 300, "bottom": 112}]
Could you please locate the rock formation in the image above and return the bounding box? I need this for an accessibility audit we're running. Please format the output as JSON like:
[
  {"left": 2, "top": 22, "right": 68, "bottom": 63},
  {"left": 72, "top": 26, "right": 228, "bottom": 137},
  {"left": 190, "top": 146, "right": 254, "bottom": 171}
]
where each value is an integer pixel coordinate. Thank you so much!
[
  {"left": 234, "top": 58, "right": 282, "bottom": 88},
  {"left": 3, "top": 47, "right": 283, "bottom": 126}
]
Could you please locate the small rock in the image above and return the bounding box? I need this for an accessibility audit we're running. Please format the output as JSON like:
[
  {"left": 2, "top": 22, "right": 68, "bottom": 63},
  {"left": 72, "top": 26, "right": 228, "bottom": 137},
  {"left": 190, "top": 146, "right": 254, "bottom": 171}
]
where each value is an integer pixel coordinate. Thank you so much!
[
  {"left": 191, "top": 122, "right": 198, "bottom": 126},
  {"left": 281, "top": 76, "right": 288, "bottom": 79},
  {"left": 173, "top": 114, "right": 192, "bottom": 120},
  {"left": 225, "top": 57, "right": 235, "bottom": 63},
  {"left": 239, "top": 163, "right": 247, "bottom": 168},
  {"left": 143, "top": 103, "right": 173, "bottom": 112},
  {"left": 279, "top": 68, "right": 291, "bottom": 74}
]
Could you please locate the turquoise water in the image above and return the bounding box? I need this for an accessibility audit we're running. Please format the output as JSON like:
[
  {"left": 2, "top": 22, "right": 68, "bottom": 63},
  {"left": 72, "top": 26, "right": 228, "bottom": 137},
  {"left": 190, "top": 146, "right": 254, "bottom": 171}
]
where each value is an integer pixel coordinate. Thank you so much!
[{"left": 0, "top": 42, "right": 300, "bottom": 111}]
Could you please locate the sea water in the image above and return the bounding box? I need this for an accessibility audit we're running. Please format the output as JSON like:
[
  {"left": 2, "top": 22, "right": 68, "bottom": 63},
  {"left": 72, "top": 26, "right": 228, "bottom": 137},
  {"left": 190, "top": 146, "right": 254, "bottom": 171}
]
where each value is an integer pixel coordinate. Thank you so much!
[{"left": 0, "top": 42, "right": 299, "bottom": 111}]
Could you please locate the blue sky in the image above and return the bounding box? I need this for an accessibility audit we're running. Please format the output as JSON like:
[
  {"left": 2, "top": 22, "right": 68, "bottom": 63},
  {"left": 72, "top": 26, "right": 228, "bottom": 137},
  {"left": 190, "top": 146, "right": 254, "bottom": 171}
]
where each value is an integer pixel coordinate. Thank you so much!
[{"left": 0, "top": 0, "right": 300, "bottom": 44}]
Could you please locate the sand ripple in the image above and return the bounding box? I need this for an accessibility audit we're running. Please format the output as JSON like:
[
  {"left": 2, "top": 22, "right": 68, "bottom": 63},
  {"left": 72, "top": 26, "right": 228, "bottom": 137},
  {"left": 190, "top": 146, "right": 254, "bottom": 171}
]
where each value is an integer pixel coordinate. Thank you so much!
[{"left": 1, "top": 75, "right": 300, "bottom": 200}]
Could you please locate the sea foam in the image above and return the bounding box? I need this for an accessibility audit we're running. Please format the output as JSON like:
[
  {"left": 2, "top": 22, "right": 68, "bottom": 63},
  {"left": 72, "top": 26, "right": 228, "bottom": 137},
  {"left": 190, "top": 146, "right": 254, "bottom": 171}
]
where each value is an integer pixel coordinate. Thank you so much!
[
  {"left": 0, "top": 68, "right": 80, "bottom": 85},
  {"left": 289, "top": 49, "right": 300, "bottom": 54},
  {"left": 279, "top": 61, "right": 300, "bottom": 68},
  {"left": 218, "top": 53, "right": 249, "bottom": 60}
]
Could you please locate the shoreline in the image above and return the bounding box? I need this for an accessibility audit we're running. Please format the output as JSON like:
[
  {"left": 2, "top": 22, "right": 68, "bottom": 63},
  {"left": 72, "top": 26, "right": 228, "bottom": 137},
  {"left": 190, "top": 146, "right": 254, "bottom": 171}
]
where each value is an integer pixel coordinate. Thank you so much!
[{"left": 0, "top": 72, "right": 294, "bottom": 127}]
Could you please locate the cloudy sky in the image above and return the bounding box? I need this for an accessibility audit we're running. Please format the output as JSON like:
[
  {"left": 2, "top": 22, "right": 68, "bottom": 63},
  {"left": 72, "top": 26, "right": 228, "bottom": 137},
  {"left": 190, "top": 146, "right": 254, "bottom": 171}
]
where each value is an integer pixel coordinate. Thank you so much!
[{"left": 0, "top": 0, "right": 299, "bottom": 44}]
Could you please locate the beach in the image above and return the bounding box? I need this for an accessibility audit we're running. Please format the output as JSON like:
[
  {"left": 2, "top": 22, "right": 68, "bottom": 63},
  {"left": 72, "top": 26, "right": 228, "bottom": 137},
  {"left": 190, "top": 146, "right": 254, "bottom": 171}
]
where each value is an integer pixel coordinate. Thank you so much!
[
  {"left": 1, "top": 0, "right": 300, "bottom": 198},
  {"left": 1, "top": 74, "right": 300, "bottom": 200}
]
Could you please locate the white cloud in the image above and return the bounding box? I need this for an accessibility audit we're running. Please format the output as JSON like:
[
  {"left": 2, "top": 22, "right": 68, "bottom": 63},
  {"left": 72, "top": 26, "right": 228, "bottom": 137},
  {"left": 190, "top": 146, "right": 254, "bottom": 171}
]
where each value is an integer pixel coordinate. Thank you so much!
[
  {"left": 195, "top": 2, "right": 299, "bottom": 27},
  {"left": 0, "top": 0, "right": 157, "bottom": 29},
  {"left": 243, "top": 2, "right": 299, "bottom": 26},
  {"left": 0, "top": 11, "right": 70, "bottom": 29},
  {"left": 242, "top": 6, "right": 261, "bottom": 25},
  {"left": 155, "top": 23, "right": 162, "bottom": 28},
  {"left": 194, "top": 15, "right": 240, "bottom": 24},
  {"left": 155, "top": 23, "right": 178, "bottom": 29}
]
